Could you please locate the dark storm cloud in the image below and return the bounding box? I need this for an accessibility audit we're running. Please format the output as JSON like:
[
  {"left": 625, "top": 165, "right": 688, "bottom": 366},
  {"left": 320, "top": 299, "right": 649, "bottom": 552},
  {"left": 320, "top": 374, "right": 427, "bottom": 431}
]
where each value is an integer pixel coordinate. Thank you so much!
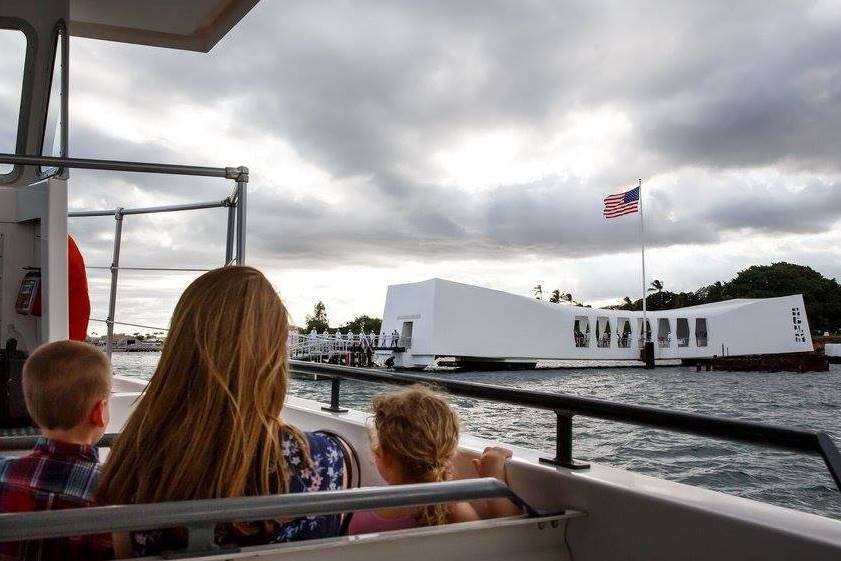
[
  {"left": 700, "top": 181, "right": 841, "bottom": 234},
  {"left": 48, "top": 0, "right": 841, "bottom": 270}
]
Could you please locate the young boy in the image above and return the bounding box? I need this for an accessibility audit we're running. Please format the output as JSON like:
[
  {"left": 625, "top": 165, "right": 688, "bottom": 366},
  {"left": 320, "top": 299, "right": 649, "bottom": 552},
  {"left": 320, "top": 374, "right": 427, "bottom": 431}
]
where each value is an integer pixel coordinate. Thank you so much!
[{"left": 0, "top": 340, "right": 113, "bottom": 561}]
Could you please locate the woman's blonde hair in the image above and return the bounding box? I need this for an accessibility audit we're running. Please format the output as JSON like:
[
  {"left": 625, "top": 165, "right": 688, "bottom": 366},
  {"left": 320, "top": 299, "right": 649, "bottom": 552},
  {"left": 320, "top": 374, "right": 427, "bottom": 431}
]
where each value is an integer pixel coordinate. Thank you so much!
[
  {"left": 371, "top": 385, "right": 460, "bottom": 526},
  {"left": 97, "top": 266, "right": 310, "bottom": 506}
]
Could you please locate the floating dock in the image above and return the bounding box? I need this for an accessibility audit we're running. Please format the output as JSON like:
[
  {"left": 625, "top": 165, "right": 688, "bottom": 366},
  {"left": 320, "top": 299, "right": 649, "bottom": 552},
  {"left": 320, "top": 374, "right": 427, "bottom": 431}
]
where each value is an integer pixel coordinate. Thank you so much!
[{"left": 685, "top": 353, "right": 829, "bottom": 373}]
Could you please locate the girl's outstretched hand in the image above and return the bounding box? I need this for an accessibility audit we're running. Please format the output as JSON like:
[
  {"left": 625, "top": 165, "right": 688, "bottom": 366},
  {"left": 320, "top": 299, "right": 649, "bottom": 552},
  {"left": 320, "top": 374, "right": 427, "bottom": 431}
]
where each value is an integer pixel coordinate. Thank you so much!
[
  {"left": 472, "top": 446, "right": 512, "bottom": 482},
  {"left": 472, "top": 447, "right": 523, "bottom": 518}
]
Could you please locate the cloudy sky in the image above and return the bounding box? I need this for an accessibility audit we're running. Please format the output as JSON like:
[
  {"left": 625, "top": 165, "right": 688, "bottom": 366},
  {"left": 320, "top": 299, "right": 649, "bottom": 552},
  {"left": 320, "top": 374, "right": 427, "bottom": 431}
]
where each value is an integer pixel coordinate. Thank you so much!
[{"left": 4, "top": 0, "right": 841, "bottom": 333}]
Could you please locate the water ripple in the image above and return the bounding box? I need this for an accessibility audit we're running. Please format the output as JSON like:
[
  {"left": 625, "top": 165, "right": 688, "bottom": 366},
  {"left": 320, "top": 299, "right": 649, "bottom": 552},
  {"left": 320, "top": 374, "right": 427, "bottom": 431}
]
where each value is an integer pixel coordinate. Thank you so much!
[{"left": 112, "top": 355, "right": 841, "bottom": 520}]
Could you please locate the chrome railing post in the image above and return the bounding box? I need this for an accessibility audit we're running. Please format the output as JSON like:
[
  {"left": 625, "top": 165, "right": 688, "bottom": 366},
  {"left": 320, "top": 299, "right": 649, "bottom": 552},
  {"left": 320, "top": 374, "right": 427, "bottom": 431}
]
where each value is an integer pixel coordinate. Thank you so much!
[
  {"left": 539, "top": 411, "right": 589, "bottom": 470},
  {"left": 225, "top": 199, "right": 236, "bottom": 265},
  {"left": 321, "top": 377, "right": 348, "bottom": 414},
  {"left": 185, "top": 524, "right": 220, "bottom": 556},
  {"left": 231, "top": 166, "right": 248, "bottom": 265},
  {"left": 105, "top": 208, "right": 124, "bottom": 359}
]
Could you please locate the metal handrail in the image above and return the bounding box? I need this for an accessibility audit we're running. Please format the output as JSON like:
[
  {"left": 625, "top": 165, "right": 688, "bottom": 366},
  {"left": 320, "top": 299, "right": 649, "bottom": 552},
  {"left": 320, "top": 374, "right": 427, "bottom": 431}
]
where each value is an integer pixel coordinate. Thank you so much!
[
  {"left": 52, "top": 159, "right": 248, "bottom": 357},
  {"left": 72, "top": 199, "right": 237, "bottom": 357},
  {"left": 85, "top": 266, "right": 213, "bottom": 272},
  {"left": 0, "top": 152, "right": 249, "bottom": 354},
  {"left": 289, "top": 360, "right": 841, "bottom": 491},
  {"left": 0, "top": 153, "right": 243, "bottom": 179},
  {"left": 89, "top": 318, "right": 169, "bottom": 332},
  {"left": 0, "top": 479, "right": 537, "bottom": 553},
  {"left": 69, "top": 198, "right": 234, "bottom": 218}
]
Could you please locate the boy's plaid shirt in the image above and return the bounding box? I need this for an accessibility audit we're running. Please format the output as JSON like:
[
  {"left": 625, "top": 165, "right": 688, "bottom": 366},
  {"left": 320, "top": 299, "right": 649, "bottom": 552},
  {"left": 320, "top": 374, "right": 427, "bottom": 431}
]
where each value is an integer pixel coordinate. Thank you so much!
[{"left": 0, "top": 437, "right": 113, "bottom": 561}]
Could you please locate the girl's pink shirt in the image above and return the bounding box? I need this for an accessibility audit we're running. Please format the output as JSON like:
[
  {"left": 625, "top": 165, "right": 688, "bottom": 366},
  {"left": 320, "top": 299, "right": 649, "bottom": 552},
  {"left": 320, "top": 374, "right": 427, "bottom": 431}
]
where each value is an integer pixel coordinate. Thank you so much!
[{"left": 348, "top": 510, "right": 417, "bottom": 534}]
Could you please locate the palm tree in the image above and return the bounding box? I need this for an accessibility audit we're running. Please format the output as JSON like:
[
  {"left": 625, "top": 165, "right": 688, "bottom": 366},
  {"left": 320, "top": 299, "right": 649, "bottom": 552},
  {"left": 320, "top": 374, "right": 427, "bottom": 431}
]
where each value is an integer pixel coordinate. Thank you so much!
[
  {"left": 533, "top": 284, "right": 543, "bottom": 299},
  {"left": 648, "top": 279, "right": 664, "bottom": 293}
]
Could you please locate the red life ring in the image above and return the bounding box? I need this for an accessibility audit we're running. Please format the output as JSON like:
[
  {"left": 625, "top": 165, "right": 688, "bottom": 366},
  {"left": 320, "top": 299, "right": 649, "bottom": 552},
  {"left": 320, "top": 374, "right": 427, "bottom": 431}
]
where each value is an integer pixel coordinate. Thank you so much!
[{"left": 68, "top": 235, "right": 90, "bottom": 341}]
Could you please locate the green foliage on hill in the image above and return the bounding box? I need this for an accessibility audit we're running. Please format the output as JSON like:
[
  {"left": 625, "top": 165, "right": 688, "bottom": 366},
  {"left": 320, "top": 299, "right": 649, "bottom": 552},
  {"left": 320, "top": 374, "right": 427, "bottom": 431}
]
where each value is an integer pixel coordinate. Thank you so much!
[
  {"left": 608, "top": 262, "right": 841, "bottom": 334},
  {"left": 304, "top": 300, "right": 382, "bottom": 334},
  {"left": 339, "top": 315, "right": 382, "bottom": 335}
]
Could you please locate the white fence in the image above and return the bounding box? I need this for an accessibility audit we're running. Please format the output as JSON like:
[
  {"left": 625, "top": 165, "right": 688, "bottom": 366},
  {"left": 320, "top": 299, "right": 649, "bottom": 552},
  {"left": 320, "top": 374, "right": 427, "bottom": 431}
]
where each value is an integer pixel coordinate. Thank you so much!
[{"left": 288, "top": 332, "right": 410, "bottom": 362}]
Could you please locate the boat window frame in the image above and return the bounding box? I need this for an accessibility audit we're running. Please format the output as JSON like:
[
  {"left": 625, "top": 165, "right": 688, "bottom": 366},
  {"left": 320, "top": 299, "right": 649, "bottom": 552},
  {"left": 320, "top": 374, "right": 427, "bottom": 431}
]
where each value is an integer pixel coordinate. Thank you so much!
[
  {"left": 0, "top": 19, "right": 33, "bottom": 181},
  {"left": 39, "top": 20, "right": 68, "bottom": 178}
]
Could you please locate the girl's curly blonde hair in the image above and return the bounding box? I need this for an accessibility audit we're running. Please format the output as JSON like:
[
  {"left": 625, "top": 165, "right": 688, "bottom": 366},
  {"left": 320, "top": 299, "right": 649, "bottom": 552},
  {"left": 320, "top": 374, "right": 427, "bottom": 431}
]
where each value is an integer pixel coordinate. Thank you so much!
[{"left": 371, "top": 385, "right": 460, "bottom": 526}]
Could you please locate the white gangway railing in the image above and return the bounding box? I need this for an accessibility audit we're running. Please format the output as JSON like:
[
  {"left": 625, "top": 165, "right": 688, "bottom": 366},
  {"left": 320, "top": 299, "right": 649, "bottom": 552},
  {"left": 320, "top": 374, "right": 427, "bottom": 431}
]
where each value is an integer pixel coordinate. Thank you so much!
[{"left": 288, "top": 332, "right": 411, "bottom": 363}]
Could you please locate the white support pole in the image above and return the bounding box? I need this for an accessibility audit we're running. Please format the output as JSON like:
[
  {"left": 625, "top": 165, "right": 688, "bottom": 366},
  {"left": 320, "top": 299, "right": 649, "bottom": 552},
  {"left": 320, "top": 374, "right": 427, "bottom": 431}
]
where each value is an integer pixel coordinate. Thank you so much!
[
  {"left": 639, "top": 178, "right": 647, "bottom": 342},
  {"left": 41, "top": 177, "right": 69, "bottom": 344}
]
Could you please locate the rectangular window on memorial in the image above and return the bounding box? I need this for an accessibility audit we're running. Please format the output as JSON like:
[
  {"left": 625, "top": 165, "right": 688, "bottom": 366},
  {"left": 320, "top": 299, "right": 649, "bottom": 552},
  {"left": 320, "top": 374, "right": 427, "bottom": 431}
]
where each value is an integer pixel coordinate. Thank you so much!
[
  {"left": 617, "top": 317, "right": 631, "bottom": 348},
  {"left": 596, "top": 316, "right": 611, "bottom": 348},
  {"left": 676, "top": 318, "right": 690, "bottom": 347},
  {"left": 573, "top": 316, "right": 590, "bottom": 348},
  {"left": 401, "top": 321, "right": 413, "bottom": 349},
  {"left": 696, "top": 318, "right": 708, "bottom": 347},
  {"left": 657, "top": 318, "right": 671, "bottom": 348}
]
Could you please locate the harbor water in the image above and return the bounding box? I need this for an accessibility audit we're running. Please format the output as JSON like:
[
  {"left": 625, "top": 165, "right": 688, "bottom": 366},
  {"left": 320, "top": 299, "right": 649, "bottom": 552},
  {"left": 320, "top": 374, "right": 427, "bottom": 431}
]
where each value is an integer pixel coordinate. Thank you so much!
[{"left": 112, "top": 353, "right": 841, "bottom": 521}]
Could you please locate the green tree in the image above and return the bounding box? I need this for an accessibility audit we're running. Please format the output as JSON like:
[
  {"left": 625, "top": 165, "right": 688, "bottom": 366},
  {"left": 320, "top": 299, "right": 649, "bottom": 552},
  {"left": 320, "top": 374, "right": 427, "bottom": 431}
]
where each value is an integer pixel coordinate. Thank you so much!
[
  {"left": 305, "top": 300, "right": 330, "bottom": 333},
  {"left": 340, "top": 315, "right": 382, "bottom": 335},
  {"left": 648, "top": 279, "right": 663, "bottom": 293},
  {"left": 612, "top": 263, "right": 841, "bottom": 333},
  {"left": 549, "top": 289, "right": 561, "bottom": 303},
  {"left": 533, "top": 284, "right": 543, "bottom": 300},
  {"left": 719, "top": 263, "right": 841, "bottom": 334}
]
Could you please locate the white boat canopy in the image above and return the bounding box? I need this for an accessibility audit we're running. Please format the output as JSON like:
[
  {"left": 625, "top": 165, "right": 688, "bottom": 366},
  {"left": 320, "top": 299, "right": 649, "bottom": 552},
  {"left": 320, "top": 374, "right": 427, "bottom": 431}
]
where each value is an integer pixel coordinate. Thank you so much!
[{"left": 69, "top": 0, "right": 259, "bottom": 52}]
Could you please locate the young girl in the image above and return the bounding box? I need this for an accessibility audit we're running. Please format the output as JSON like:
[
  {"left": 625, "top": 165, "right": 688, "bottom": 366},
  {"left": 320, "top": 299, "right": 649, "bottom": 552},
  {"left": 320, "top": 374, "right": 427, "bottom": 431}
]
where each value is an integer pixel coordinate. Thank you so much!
[{"left": 349, "top": 385, "right": 522, "bottom": 534}]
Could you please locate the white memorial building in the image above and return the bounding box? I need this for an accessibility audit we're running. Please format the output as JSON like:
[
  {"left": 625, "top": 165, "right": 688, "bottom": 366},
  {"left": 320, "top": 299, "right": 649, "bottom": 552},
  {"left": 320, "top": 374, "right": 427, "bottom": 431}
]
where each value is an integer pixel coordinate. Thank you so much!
[{"left": 378, "top": 278, "right": 813, "bottom": 369}]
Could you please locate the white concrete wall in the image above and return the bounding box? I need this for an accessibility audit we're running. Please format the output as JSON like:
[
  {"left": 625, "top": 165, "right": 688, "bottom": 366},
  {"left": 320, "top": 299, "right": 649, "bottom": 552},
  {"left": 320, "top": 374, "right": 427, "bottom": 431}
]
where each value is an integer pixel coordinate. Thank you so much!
[
  {"left": 380, "top": 279, "right": 814, "bottom": 367},
  {"left": 378, "top": 280, "right": 438, "bottom": 366},
  {"left": 0, "top": 179, "right": 70, "bottom": 352},
  {"left": 706, "top": 297, "right": 812, "bottom": 357}
]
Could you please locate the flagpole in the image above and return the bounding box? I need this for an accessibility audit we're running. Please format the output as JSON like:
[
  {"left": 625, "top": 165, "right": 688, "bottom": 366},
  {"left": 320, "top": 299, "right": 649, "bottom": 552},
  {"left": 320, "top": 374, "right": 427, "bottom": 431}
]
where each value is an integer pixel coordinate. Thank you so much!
[{"left": 639, "top": 178, "right": 647, "bottom": 344}]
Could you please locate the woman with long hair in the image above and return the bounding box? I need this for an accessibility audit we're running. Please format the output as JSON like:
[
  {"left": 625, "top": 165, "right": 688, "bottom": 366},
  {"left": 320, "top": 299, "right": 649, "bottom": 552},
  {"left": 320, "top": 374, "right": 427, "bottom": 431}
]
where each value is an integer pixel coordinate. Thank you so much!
[{"left": 97, "top": 266, "right": 345, "bottom": 556}]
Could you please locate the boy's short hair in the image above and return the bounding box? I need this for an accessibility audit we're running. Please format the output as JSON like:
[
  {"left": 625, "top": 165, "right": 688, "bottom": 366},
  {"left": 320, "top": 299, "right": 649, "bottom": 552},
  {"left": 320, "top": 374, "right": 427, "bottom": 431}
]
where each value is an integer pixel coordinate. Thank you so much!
[{"left": 22, "top": 340, "right": 111, "bottom": 430}]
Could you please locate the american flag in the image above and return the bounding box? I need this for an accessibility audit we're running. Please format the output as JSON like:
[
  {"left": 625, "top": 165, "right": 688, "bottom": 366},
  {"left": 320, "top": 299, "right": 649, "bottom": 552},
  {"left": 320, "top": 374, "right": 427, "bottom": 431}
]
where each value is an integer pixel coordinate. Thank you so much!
[{"left": 603, "top": 186, "right": 640, "bottom": 218}]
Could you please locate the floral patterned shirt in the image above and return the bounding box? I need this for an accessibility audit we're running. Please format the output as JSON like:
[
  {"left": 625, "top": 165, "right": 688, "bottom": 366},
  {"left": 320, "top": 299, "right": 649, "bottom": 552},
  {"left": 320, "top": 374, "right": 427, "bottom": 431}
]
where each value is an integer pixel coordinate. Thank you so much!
[{"left": 131, "top": 431, "right": 344, "bottom": 557}]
